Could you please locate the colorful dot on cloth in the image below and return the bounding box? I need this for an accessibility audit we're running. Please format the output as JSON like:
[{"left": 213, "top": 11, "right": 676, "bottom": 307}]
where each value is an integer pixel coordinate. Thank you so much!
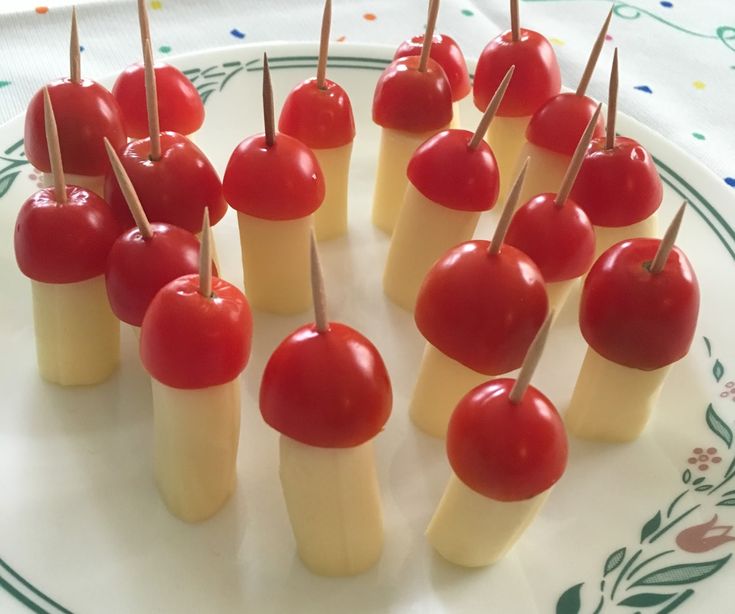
[
  {"left": 550, "top": 38, "right": 565, "bottom": 46},
  {"left": 79, "top": 45, "right": 85, "bottom": 52},
  {"left": 461, "top": 9, "right": 474, "bottom": 16},
  {"left": 150, "top": 1, "right": 162, "bottom": 9},
  {"left": 337, "top": 35, "right": 347, "bottom": 42},
  {"left": 605, "top": 34, "right": 613, "bottom": 41},
  {"left": 363, "top": 13, "right": 377, "bottom": 21},
  {"left": 692, "top": 132, "right": 705, "bottom": 140},
  {"left": 0, "top": 81, "right": 10, "bottom": 88},
  {"left": 660, "top": 1, "right": 673, "bottom": 7},
  {"left": 35, "top": 6, "right": 48, "bottom": 13},
  {"left": 634, "top": 85, "right": 653, "bottom": 93},
  {"left": 230, "top": 28, "right": 246, "bottom": 39},
  {"left": 159, "top": 45, "right": 171, "bottom": 54},
  {"left": 725, "top": 178, "right": 735, "bottom": 187},
  {"left": 692, "top": 80, "right": 706, "bottom": 90}
]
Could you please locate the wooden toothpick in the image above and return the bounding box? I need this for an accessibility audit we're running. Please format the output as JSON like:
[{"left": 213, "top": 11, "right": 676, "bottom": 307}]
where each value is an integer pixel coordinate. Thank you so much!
[
  {"left": 103, "top": 137, "right": 154, "bottom": 239},
  {"left": 469, "top": 65, "right": 514, "bottom": 150},
  {"left": 137, "top": 0, "right": 151, "bottom": 55},
  {"left": 649, "top": 202, "right": 686, "bottom": 274},
  {"left": 488, "top": 157, "right": 529, "bottom": 255},
  {"left": 418, "top": 0, "right": 440, "bottom": 73},
  {"left": 509, "top": 312, "right": 554, "bottom": 403},
  {"left": 310, "top": 230, "right": 329, "bottom": 333},
  {"left": 199, "top": 208, "right": 213, "bottom": 297},
  {"left": 316, "top": 0, "right": 332, "bottom": 89},
  {"left": 69, "top": 6, "right": 81, "bottom": 83},
  {"left": 555, "top": 103, "right": 602, "bottom": 206},
  {"left": 606, "top": 48, "right": 619, "bottom": 151},
  {"left": 576, "top": 6, "right": 613, "bottom": 97},
  {"left": 510, "top": 0, "right": 520, "bottom": 42},
  {"left": 263, "top": 53, "right": 275, "bottom": 147},
  {"left": 143, "top": 37, "right": 161, "bottom": 161},
  {"left": 43, "top": 88, "right": 66, "bottom": 204}
]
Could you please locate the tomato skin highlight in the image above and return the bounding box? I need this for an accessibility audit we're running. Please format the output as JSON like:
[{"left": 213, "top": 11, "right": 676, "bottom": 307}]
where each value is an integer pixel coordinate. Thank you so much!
[
  {"left": 25, "top": 78, "right": 127, "bottom": 176},
  {"left": 223, "top": 133, "right": 325, "bottom": 221},
  {"left": 15, "top": 186, "right": 122, "bottom": 284},
  {"left": 105, "top": 223, "right": 213, "bottom": 326},
  {"left": 406, "top": 130, "right": 499, "bottom": 212},
  {"left": 505, "top": 193, "right": 595, "bottom": 282},
  {"left": 525, "top": 93, "right": 605, "bottom": 156},
  {"left": 140, "top": 274, "right": 252, "bottom": 389},
  {"left": 473, "top": 29, "right": 561, "bottom": 117},
  {"left": 394, "top": 33, "right": 471, "bottom": 101},
  {"left": 112, "top": 62, "right": 205, "bottom": 138},
  {"left": 372, "top": 56, "right": 453, "bottom": 133},
  {"left": 278, "top": 78, "right": 355, "bottom": 149},
  {"left": 260, "top": 323, "right": 392, "bottom": 448},
  {"left": 447, "top": 378, "right": 568, "bottom": 502},
  {"left": 580, "top": 239, "right": 699, "bottom": 370},
  {"left": 571, "top": 137, "right": 663, "bottom": 227},
  {"left": 415, "top": 241, "right": 548, "bottom": 375}
]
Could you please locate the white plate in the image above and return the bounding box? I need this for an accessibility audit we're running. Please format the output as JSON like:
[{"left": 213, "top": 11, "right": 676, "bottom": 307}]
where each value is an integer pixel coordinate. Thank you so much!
[{"left": 1, "top": 42, "right": 734, "bottom": 614}]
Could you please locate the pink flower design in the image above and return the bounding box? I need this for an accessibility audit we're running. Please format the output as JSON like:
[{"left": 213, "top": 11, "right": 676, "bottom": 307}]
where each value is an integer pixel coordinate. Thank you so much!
[
  {"left": 721, "top": 381, "right": 735, "bottom": 400},
  {"left": 687, "top": 447, "right": 722, "bottom": 470},
  {"left": 676, "top": 515, "right": 735, "bottom": 553}
]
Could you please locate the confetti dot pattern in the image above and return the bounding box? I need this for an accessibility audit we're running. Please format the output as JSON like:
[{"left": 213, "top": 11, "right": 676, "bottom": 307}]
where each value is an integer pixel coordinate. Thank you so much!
[
  {"left": 635, "top": 85, "right": 653, "bottom": 93},
  {"left": 363, "top": 13, "right": 376, "bottom": 21},
  {"left": 725, "top": 178, "right": 735, "bottom": 188},
  {"left": 692, "top": 132, "right": 705, "bottom": 140},
  {"left": 230, "top": 28, "right": 246, "bottom": 39},
  {"left": 34, "top": 6, "right": 48, "bottom": 14},
  {"left": 461, "top": 9, "right": 474, "bottom": 16},
  {"left": 693, "top": 80, "right": 706, "bottom": 90}
]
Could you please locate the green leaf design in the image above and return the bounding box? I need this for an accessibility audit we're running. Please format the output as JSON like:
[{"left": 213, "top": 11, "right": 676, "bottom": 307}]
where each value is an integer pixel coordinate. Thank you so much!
[
  {"left": 604, "top": 548, "right": 626, "bottom": 575},
  {"left": 0, "top": 170, "right": 20, "bottom": 198},
  {"left": 726, "top": 457, "right": 735, "bottom": 480},
  {"left": 618, "top": 592, "right": 676, "bottom": 607},
  {"left": 641, "top": 511, "right": 662, "bottom": 542},
  {"left": 713, "top": 360, "right": 725, "bottom": 382},
  {"left": 692, "top": 477, "right": 705, "bottom": 485},
  {"left": 716, "top": 498, "right": 735, "bottom": 506},
  {"left": 706, "top": 404, "right": 733, "bottom": 448},
  {"left": 556, "top": 583, "right": 583, "bottom": 614},
  {"left": 630, "top": 554, "right": 731, "bottom": 587},
  {"left": 695, "top": 485, "right": 713, "bottom": 492},
  {"left": 682, "top": 469, "right": 692, "bottom": 484}
]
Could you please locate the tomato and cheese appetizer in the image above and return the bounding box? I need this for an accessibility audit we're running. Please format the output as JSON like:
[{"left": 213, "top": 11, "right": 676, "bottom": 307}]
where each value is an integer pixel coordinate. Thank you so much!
[
  {"left": 566, "top": 206, "right": 699, "bottom": 442},
  {"left": 16, "top": 90, "right": 121, "bottom": 386}
]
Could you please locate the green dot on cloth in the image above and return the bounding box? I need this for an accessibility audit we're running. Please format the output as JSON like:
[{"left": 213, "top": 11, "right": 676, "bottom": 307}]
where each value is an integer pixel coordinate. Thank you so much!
[
  {"left": 159, "top": 45, "right": 172, "bottom": 54},
  {"left": 692, "top": 132, "right": 705, "bottom": 140},
  {"left": 461, "top": 9, "right": 474, "bottom": 16}
]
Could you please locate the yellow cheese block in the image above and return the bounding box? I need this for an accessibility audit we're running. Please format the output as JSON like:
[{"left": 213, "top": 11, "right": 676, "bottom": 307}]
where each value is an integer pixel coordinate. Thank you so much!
[
  {"left": 593, "top": 213, "right": 658, "bottom": 259},
  {"left": 515, "top": 142, "right": 570, "bottom": 205},
  {"left": 42, "top": 172, "right": 105, "bottom": 199},
  {"left": 546, "top": 278, "right": 580, "bottom": 314},
  {"left": 312, "top": 143, "right": 353, "bottom": 241},
  {"left": 485, "top": 114, "right": 531, "bottom": 202}
]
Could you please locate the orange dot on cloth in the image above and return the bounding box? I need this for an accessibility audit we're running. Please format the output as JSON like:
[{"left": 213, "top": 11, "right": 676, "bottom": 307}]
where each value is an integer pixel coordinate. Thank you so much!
[
  {"left": 337, "top": 35, "right": 347, "bottom": 42},
  {"left": 692, "top": 80, "right": 705, "bottom": 90},
  {"left": 35, "top": 6, "right": 49, "bottom": 13},
  {"left": 363, "top": 12, "right": 377, "bottom": 21}
]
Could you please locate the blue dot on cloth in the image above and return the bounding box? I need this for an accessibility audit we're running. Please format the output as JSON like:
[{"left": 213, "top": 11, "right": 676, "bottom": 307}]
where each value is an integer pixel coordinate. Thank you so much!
[
  {"left": 725, "top": 177, "right": 735, "bottom": 187},
  {"left": 634, "top": 85, "right": 653, "bottom": 93},
  {"left": 79, "top": 45, "right": 85, "bottom": 52},
  {"left": 660, "top": 1, "right": 673, "bottom": 7},
  {"left": 230, "top": 28, "right": 245, "bottom": 39}
]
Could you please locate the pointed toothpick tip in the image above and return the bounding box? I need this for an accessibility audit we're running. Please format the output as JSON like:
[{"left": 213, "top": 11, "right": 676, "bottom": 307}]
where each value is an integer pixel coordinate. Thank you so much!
[
  {"left": 555, "top": 103, "right": 602, "bottom": 206},
  {"left": 510, "top": 0, "right": 520, "bottom": 42},
  {"left": 509, "top": 311, "right": 555, "bottom": 403},
  {"left": 576, "top": 5, "right": 613, "bottom": 96},
  {"left": 316, "top": 0, "right": 332, "bottom": 89},
  {"left": 469, "top": 65, "right": 514, "bottom": 150},
  {"left": 143, "top": 37, "right": 161, "bottom": 160},
  {"left": 606, "top": 47, "right": 619, "bottom": 150},
  {"left": 310, "top": 230, "right": 329, "bottom": 333},
  {"left": 489, "top": 157, "right": 529, "bottom": 255},
  {"left": 418, "top": 0, "right": 440, "bottom": 73},
  {"left": 69, "top": 6, "right": 81, "bottom": 83},
  {"left": 43, "top": 87, "right": 67, "bottom": 204},
  {"left": 649, "top": 202, "right": 687, "bottom": 274},
  {"left": 199, "top": 208, "right": 213, "bottom": 297},
  {"left": 263, "top": 52, "right": 275, "bottom": 147}
]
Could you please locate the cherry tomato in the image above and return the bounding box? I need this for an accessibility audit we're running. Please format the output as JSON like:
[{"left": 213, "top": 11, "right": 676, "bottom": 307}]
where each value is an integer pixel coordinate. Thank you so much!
[
  {"left": 505, "top": 193, "right": 595, "bottom": 281},
  {"left": 15, "top": 186, "right": 122, "bottom": 283},
  {"left": 260, "top": 322, "right": 392, "bottom": 448},
  {"left": 278, "top": 77, "right": 355, "bottom": 149},
  {"left": 140, "top": 274, "right": 252, "bottom": 389},
  {"left": 415, "top": 241, "right": 548, "bottom": 375},
  {"left": 394, "top": 33, "right": 471, "bottom": 101},
  {"left": 223, "top": 133, "right": 325, "bottom": 220},
  {"left": 104, "top": 131, "right": 226, "bottom": 233},
  {"left": 112, "top": 62, "right": 205, "bottom": 138},
  {"left": 407, "top": 129, "right": 499, "bottom": 211},
  {"left": 580, "top": 239, "right": 699, "bottom": 370},
  {"left": 25, "top": 78, "right": 127, "bottom": 176},
  {"left": 372, "top": 56, "right": 453, "bottom": 133},
  {"left": 447, "top": 378, "right": 567, "bottom": 502},
  {"left": 525, "top": 93, "right": 604, "bottom": 156},
  {"left": 105, "top": 223, "right": 215, "bottom": 326},
  {"left": 473, "top": 29, "right": 561, "bottom": 117},
  {"left": 571, "top": 137, "right": 663, "bottom": 227}
]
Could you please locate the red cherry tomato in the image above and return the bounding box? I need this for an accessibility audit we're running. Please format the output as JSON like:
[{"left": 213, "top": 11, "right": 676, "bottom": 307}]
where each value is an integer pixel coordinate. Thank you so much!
[
  {"left": 278, "top": 77, "right": 355, "bottom": 149},
  {"left": 223, "top": 133, "right": 325, "bottom": 220},
  {"left": 407, "top": 129, "right": 499, "bottom": 212},
  {"left": 447, "top": 378, "right": 568, "bottom": 502},
  {"left": 112, "top": 62, "right": 205, "bottom": 138},
  {"left": 104, "top": 131, "right": 226, "bottom": 233},
  {"left": 580, "top": 239, "right": 700, "bottom": 370},
  {"left": 473, "top": 29, "right": 561, "bottom": 117},
  {"left": 260, "top": 322, "right": 392, "bottom": 448},
  {"left": 140, "top": 274, "right": 253, "bottom": 389},
  {"left": 525, "top": 93, "right": 604, "bottom": 156},
  {"left": 505, "top": 193, "right": 595, "bottom": 282},
  {"left": 25, "top": 78, "right": 127, "bottom": 176},
  {"left": 15, "top": 186, "right": 122, "bottom": 283},
  {"left": 372, "top": 56, "right": 453, "bottom": 133},
  {"left": 571, "top": 137, "right": 663, "bottom": 227},
  {"left": 415, "top": 241, "right": 548, "bottom": 375},
  {"left": 394, "top": 33, "right": 471, "bottom": 101},
  {"left": 105, "top": 223, "right": 216, "bottom": 326}
]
